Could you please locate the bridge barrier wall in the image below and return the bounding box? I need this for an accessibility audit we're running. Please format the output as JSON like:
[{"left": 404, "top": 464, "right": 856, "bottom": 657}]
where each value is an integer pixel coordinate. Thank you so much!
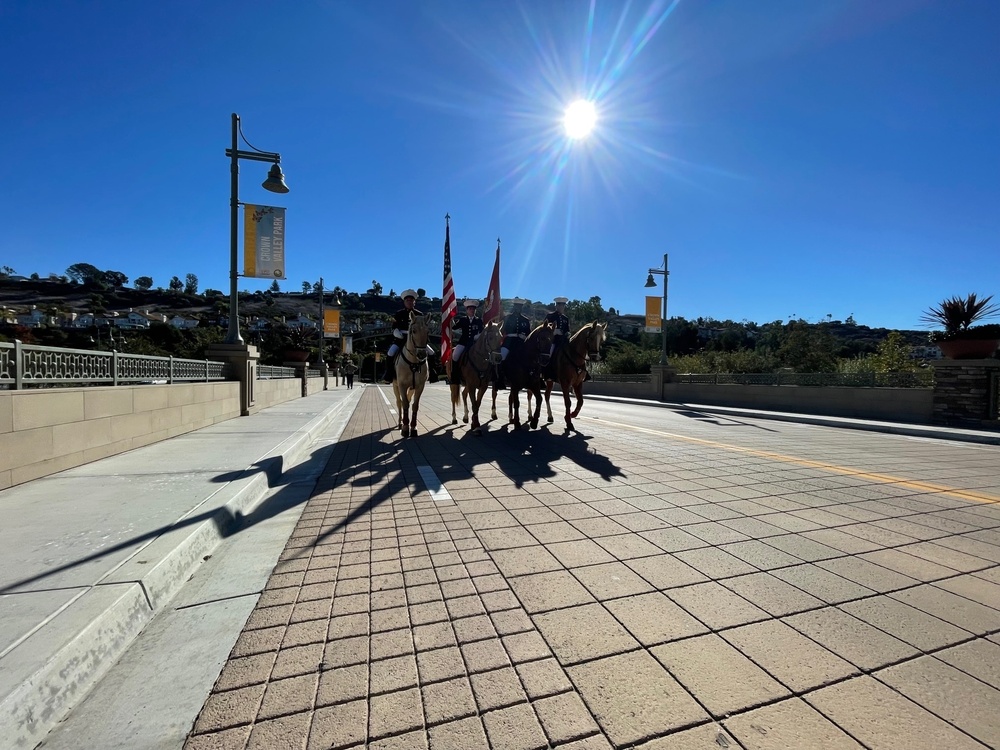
[
  {"left": 583, "top": 373, "right": 934, "bottom": 424},
  {"left": 254, "top": 376, "right": 304, "bottom": 412},
  {"left": 0, "top": 382, "right": 241, "bottom": 490},
  {"left": 660, "top": 382, "right": 933, "bottom": 423}
]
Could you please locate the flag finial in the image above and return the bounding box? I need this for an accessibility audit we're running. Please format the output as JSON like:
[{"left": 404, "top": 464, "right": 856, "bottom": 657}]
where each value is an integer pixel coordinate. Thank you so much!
[
  {"left": 445, "top": 213, "right": 450, "bottom": 224},
  {"left": 496, "top": 237, "right": 501, "bottom": 248}
]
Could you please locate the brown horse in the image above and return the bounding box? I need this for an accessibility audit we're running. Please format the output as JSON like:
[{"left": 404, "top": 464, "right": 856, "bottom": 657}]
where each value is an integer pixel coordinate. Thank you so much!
[
  {"left": 542, "top": 321, "right": 607, "bottom": 432},
  {"left": 449, "top": 320, "right": 504, "bottom": 435},
  {"left": 491, "top": 321, "right": 555, "bottom": 430},
  {"left": 392, "top": 312, "right": 429, "bottom": 437}
]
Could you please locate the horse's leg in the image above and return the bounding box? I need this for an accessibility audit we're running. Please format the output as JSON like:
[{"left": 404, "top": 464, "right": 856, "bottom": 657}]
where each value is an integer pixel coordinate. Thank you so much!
[
  {"left": 400, "top": 390, "right": 410, "bottom": 437},
  {"left": 470, "top": 380, "right": 486, "bottom": 434},
  {"left": 410, "top": 383, "right": 424, "bottom": 437},
  {"left": 510, "top": 388, "right": 521, "bottom": 430},
  {"left": 393, "top": 381, "right": 404, "bottom": 432},
  {"left": 528, "top": 384, "right": 542, "bottom": 430},
  {"left": 561, "top": 378, "right": 574, "bottom": 431},
  {"left": 461, "top": 370, "right": 470, "bottom": 423},
  {"left": 571, "top": 380, "right": 585, "bottom": 419},
  {"left": 543, "top": 379, "right": 554, "bottom": 423},
  {"left": 490, "top": 383, "right": 498, "bottom": 420},
  {"left": 450, "top": 382, "right": 459, "bottom": 425}
]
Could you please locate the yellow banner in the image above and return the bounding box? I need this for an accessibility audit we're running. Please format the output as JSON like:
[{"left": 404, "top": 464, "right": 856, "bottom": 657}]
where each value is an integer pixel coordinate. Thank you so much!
[
  {"left": 645, "top": 296, "right": 661, "bottom": 333},
  {"left": 323, "top": 309, "right": 340, "bottom": 338},
  {"left": 243, "top": 205, "right": 286, "bottom": 279}
]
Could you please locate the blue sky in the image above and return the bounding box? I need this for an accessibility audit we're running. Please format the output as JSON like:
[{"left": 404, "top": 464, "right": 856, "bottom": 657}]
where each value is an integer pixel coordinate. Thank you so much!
[{"left": 3, "top": 0, "right": 998, "bottom": 330}]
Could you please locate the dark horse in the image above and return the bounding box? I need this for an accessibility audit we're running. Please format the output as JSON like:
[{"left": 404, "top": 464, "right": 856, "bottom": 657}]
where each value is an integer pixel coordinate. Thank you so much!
[
  {"left": 542, "top": 321, "right": 608, "bottom": 432},
  {"left": 448, "top": 319, "right": 504, "bottom": 435},
  {"left": 491, "top": 321, "right": 555, "bottom": 430}
]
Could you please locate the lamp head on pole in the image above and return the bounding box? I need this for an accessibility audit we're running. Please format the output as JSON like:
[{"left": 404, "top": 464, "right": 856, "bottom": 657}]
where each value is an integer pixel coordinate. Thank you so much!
[
  {"left": 262, "top": 163, "right": 289, "bottom": 193},
  {"left": 644, "top": 274, "right": 657, "bottom": 288}
]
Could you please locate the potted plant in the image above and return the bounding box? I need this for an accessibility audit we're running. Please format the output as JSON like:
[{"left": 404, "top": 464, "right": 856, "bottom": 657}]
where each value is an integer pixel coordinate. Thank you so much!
[
  {"left": 921, "top": 293, "right": 1000, "bottom": 359},
  {"left": 280, "top": 325, "right": 316, "bottom": 363}
]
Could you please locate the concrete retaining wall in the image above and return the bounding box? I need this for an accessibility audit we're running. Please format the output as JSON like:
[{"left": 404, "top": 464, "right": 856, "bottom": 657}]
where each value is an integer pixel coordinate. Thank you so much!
[
  {"left": 0, "top": 382, "right": 241, "bottom": 490},
  {"left": 661, "top": 382, "right": 933, "bottom": 423}
]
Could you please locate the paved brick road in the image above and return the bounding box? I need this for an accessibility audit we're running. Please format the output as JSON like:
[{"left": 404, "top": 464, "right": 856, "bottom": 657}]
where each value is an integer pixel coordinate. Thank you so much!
[{"left": 185, "top": 386, "right": 1000, "bottom": 749}]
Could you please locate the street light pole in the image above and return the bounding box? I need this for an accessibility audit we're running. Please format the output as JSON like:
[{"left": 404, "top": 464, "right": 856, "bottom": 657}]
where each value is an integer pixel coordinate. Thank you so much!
[
  {"left": 645, "top": 253, "right": 669, "bottom": 365},
  {"left": 317, "top": 277, "right": 325, "bottom": 366},
  {"left": 225, "top": 113, "right": 289, "bottom": 345}
]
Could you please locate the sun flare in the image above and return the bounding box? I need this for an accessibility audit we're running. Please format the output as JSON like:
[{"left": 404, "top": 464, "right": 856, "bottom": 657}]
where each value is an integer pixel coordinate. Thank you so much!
[{"left": 563, "top": 99, "right": 597, "bottom": 139}]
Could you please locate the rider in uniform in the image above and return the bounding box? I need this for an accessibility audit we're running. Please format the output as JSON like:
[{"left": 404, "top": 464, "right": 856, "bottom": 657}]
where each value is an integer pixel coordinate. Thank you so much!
[
  {"left": 450, "top": 299, "right": 484, "bottom": 384},
  {"left": 382, "top": 290, "right": 428, "bottom": 383},
  {"left": 498, "top": 298, "right": 530, "bottom": 389},
  {"left": 543, "top": 296, "right": 590, "bottom": 380},
  {"left": 544, "top": 297, "right": 570, "bottom": 356}
]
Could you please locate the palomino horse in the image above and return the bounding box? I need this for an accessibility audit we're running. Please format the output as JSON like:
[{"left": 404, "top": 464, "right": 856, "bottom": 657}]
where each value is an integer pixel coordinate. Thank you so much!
[
  {"left": 449, "top": 320, "right": 504, "bottom": 435},
  {"left": 392, "top": 312, "right": 429, "bottom": 437},
  {"left": 542, "top": 321, "right": 608, "bottom": 432},
  {"left": 490, "top": 321, "right": 555, "bottom": 430}
]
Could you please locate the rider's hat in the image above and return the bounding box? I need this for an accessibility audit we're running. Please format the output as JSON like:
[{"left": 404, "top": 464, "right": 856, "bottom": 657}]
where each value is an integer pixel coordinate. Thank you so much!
[
  {"left": 511, "top": 297, "right": 526, "bottom": 305},
  {"left": 554, "top": 296, "right": 568, "bottom": 305},
  {"left": 463, "top": 299, "right": 478, "bottom": 309},
  {"left": 401, "top": 289, "right": 417, "bottom": 300}
]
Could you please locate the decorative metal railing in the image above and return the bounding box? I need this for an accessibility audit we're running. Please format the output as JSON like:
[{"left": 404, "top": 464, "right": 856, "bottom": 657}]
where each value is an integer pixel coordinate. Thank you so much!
[
  {"left": 258, "top": 365, "right": 298, "bottom": 379},
  {"left": 592, "top": 373, "right": 653, "bottom": 383},
  {"left": 0, "top": 341, "right": 229, "bottom": 389},
  {"left": 673, "top": 371, "right": 933, "bottom": 388}
]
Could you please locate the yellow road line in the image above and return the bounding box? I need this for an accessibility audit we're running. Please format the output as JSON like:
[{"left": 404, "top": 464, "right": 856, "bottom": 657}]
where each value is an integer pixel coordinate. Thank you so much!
[{"left": 586, "top": 416, "right": 1000, "bottom": 505}]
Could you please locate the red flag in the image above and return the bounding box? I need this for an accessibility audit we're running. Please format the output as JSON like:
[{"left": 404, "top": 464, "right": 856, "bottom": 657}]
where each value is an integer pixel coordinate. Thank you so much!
[
  {"left": 441, "top": 215, "right": 457, "bottom": 364},
  {"left": 482, "top": 240, "right": 501, "bottom": 325}
]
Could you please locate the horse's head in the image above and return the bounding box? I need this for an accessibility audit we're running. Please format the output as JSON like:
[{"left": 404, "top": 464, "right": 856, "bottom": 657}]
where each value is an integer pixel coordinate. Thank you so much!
[
  {"left": 584, "top": 320, "right": 607, "bottom": 361},
  {"left": 528, "top": 321, "right": 555, "bottom": 366},
  {"left": 408, "top": 312, "right": 429, "bottom": 362},
  {"left": 568, "top": 320, "right": 607, "bottom": 362},
  {"left": 483, "top": 320, "right": 503, "bottom": 351}
]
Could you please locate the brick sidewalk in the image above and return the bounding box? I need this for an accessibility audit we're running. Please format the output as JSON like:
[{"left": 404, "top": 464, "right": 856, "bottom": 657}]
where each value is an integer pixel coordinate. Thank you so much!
[{"left": 185, "top": 386, "right": 1000, "bottom": 749}]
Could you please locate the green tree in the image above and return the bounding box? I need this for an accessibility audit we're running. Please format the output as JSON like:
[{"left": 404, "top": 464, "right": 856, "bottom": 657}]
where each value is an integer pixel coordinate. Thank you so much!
[
  {"left": 269, "top": 280, "right": 281, "bottom": 293},
  {"left": 134, "top": 276, "right": 154, "bottom": 290},
  {"left": 184, "top": 273, "right": 199, "bottom": 295},
  {"left": 168, "top": 275, "right": 184, "bottom": 293},
  {"left": 103, "top": 270, "right": 128, "bottom": 289},
  {"left": 0, "top": 266, "right": 15, "bottom": 276},
  {"left": 302, "top": 281, "right": 312, "bottom": 294},
  {"left": 566, "top": 296, "right": 605, "bottom": 328},
  {"left": 368, "top": 280, "right": 383, "bottom": 296},
  {"left": 777, "top": 321, "right": 838, "bottom": 372},
  {"left": 870, "top": 331, "right": 919, "bottom": 373},
  {"left": 66, "top": 262, "right": 104, "bottom": 285}
]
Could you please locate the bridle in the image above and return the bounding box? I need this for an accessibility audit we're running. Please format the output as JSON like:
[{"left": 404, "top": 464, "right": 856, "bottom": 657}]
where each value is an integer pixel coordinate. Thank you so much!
[{"left": 400, "top": 318, "right": 428, "bottom": 374}]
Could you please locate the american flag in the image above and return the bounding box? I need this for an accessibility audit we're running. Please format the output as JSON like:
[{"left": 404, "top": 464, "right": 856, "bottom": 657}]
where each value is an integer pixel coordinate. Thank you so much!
[{"left": 440, "top": 214, "right": 457, "bottom": 364}]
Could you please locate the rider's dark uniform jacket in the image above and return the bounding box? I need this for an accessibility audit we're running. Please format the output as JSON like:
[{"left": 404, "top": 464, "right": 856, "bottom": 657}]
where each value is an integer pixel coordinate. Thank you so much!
[
  {"left": 452, "top": 315, "right": 484, "bottom": 347},
  {"left": 544, "top": 310, "right": 570, "bottom": 347},
  {"left": 392, "top": 306, "right": 423, "bottom": 339},
  {"left": 502, "top": 312, "right": 531, "bottom": 350}
]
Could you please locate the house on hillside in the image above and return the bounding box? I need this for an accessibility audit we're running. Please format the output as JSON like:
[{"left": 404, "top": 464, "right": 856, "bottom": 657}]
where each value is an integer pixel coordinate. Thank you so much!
[
  {"left": 910, "top": 344, "right": 943, "bottom": 360},
  {"left": 169, "top": 315, "right": 200, "bottom": 330},
  {"left": 15, "top": 306, "right": 49, "bottom": 328}
]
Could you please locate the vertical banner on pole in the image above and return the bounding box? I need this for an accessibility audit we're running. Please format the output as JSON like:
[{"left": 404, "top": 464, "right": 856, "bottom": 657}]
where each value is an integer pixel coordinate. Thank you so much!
[
  {"left": 243, "top": 205, "right": 286, "bottom": 279},
  {"left": 342, "top": 336, "right": 353, "bottom": 355},
  {"left": 323, "top": 309, "right": 340, "bottom": 338},
  {"left": 645, "top": 296, "right": 662, "bottom": 333}
]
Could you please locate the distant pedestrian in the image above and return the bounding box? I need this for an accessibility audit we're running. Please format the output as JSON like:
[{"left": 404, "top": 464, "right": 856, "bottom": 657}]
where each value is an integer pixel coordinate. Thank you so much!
[{"left": 344, "top": 362, "right": 357, "bottom": 389}]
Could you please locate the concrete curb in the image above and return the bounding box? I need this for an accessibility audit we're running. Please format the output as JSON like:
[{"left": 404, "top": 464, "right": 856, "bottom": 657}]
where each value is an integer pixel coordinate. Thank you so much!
[{"left": 1, "top": 392, "right": 361, "bottom": 750}]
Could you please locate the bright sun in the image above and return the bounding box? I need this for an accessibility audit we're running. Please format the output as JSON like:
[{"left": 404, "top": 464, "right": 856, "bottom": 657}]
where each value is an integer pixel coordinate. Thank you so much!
[{"left": 563, "top": 99, "right": 597, "bottom": 139}]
